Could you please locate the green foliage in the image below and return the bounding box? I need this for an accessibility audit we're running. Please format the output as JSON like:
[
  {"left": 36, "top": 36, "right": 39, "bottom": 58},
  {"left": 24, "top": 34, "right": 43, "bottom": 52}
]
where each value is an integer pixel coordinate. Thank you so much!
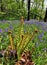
[{"left": 0, "top": 0, "right": 45, "bottom": 20}]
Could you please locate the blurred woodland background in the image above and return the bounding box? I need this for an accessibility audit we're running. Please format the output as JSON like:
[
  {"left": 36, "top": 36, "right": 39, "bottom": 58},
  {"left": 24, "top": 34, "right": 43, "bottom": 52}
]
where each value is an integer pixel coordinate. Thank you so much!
[{"left": 0, "top": 0, "right": 47, "bottom": 20}]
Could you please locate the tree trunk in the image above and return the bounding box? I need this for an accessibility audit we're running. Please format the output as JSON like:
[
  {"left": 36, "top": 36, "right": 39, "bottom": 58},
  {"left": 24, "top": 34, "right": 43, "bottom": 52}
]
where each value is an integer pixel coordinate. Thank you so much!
[
  {"left": 0, "top": 0, "right": 4, "bottom": 12},
  {"left": 44, "top": 8, "right": 47, "bottom": 22},
  {"left": 22, "top": 0, "right": 24, "bottom": 8},
  {"left": 1, "top": 4, "right": 4, "bottom": 12},
  {"left": 41, "top": 0, "right": 44, "bottom": 14},
  {"left": 27, "top": 0, "right": 30, "bottom": 21}
]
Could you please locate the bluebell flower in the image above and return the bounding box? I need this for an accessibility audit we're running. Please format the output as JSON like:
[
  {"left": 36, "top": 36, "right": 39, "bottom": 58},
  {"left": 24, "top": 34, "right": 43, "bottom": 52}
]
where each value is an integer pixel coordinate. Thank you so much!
[
  {"left": 38, "top": 33, "right": 44, "bottom": 39},
  {"left": 40, "top": 39, "right": 43, "bottom": 42},
  {"left": 9, "top": 25, "right": 13, "bottom": 29},
  {"left": 2, "top": 20, "right": 6, "bottom": 23},
  {"left": 0, "top": 29, "right": 2, "bottom": 33},
  {"left": 38, "top": 33, "right": 44, "bottom": 42},
  {"left": 5, "top": 28, "right": 8, "bottom": 32}
]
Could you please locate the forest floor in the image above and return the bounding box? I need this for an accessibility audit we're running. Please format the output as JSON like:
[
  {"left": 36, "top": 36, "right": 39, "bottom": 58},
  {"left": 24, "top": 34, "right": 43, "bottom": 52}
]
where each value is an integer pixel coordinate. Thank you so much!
[
  {"left": 0, "top": 20, "right": 47, "bottom": 65},
  {"left": 0, "top": 20, "right": 47, "bottom": 31}
]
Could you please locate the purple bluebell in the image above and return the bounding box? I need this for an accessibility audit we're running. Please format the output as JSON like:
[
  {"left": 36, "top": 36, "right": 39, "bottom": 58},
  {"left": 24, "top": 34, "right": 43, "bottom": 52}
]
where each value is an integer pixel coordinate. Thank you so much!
[
  {"left": 5, "top": 28, "right": 8, "bottom": 32},
  {"left": 38, "top": 33, "right": 44, "bottom": 42},
  {"left": 2, "top": 20, "right": 6, "bottom": 23},
  {"left": 38, "top": 33, "right": 44, "bottom": 39},
  {"left": 25, "top": 20, "right": 47, "bottom": 31},
  {"left": 0, "top": 29, "right": 2, "bottom": 33},
  {"left": 9, "top": 26, "right": 13, "bottom": 29},
  {"left": 40, "top": 39, "right": 43, "bottom": 42}
]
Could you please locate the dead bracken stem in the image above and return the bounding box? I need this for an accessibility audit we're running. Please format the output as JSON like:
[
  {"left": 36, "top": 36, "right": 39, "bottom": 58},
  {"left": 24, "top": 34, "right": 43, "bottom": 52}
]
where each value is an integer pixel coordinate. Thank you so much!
[{"left": 8, "top": 30, "right": 15, "bottom": 50}]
